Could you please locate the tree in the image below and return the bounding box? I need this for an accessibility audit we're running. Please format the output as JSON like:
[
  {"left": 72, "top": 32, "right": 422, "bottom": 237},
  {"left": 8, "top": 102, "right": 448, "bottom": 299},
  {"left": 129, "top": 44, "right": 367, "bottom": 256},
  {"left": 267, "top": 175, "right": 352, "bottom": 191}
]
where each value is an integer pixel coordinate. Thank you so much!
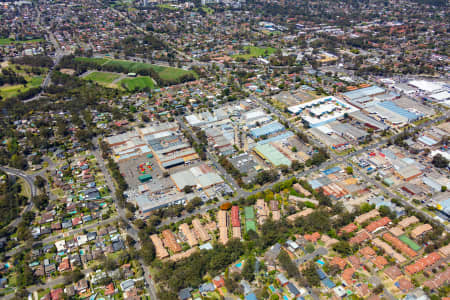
[
  {"left": 302, "top": 262, "right": 320, "bottom": 286},
  {"left": 345, "top": 166, "right": 353, "bottom": 175},
  {"left": 182, "top": 185, "right": 193, "bottom": 193},
  {"left": 373, "top": 284, "right": 384, "bottom": 294},
  {"left": 432, "top": 154, "right": 448, "bottom": 168},
  {"left": 104, "top": 257, "right": 118, "bottom": 271},
  {"left": 278, "top": 250, "right": 300, "bottom": 279},
  {"left": 242, "top": 256, "right": 256, "bottom": 282},
  {"left": 17, "top": 224, "right": 32, "bottom": 241},
  {"left": 64, "top": 269, "right": 84, "bottom": 285},
  {"left": 34, "top": 175, "right": 46, "bottom": 190},
  {"left": 305, "top": 243, "right": 315, "bottom": 254},
  {"left": 279, "top": 164, "right": 290, "bottom": 175},
  {"left": 332, "top": 241, "right": 353, "bottom": 256},
  {"left": 32, "top": 194, "right": 49, "bottom": 211},
  {"left": 140, "top": 240, "right": 156, "bottom": 265}
]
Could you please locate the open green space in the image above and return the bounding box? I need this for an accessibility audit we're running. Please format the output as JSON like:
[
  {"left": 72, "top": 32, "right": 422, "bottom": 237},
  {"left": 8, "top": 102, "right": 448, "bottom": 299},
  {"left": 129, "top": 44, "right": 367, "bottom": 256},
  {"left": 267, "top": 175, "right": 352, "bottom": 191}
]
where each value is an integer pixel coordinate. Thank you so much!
[
  {"left": 399, "top": 234, "right": 421, "bottom": 251},
  {"left": 202, "top": 6, "right": 214, "bottom": 14},
  {"left": 83, "top": 71, "right": 121, "bottom": 85},
  {"left": 0, "top": 38, "right": 44, "bottom": 45},
  {"left": 120, "top": 76, "right": 156, "bottom": 91},
  {"left": 75, "top": 57, "right": 196, "bottom": 82},
  {"left": 234, "top": 46, "right": 277, "bottom": 60},
  {"left": 157, "top": 4, "right": 178, "bottom": 10},
  {"left": 75, "top": 57, "right": 110, "bottom": 65},
  {"left": 0, "top": 76, "right": 43, "bottom": 99}
]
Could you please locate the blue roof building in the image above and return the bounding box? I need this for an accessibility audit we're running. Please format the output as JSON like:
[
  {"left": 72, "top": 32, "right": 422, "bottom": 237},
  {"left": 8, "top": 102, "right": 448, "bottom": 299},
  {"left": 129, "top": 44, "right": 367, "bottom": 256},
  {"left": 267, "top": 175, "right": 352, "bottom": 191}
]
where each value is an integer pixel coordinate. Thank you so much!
[
  {"left": 322, "top": 278, "right": 336, "bottom": 289},
  {"left": 250, "top": 121, "right": 285, "bottom": 138}
]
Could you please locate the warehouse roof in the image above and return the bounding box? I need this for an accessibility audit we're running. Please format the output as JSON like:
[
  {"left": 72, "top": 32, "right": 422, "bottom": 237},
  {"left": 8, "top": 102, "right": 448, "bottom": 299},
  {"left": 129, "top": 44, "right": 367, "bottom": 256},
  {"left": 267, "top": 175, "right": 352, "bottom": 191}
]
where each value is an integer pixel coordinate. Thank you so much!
[
  {"left": 254, "top": 143, "right": 291, "bottom": 166},
  {"left": 343, "top": 85, "right": 385, "bottom": 100},
  {"left": 250, "top": 121, "right": 285, "bottom": 138}
]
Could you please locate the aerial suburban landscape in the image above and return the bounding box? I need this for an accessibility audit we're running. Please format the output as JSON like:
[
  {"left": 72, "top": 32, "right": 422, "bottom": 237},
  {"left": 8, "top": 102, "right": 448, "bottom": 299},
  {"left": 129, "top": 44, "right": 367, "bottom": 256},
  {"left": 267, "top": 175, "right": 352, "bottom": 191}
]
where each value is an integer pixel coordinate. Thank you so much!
[{"left": 0, "top": 0, "right": 449, "bottom": 299}]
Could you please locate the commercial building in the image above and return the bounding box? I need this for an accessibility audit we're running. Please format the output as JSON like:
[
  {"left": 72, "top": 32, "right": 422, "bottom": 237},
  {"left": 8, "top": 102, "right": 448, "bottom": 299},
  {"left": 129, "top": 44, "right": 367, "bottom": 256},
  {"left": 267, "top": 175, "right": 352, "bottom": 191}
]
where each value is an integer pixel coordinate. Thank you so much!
[
  {"left": 254, "top": 143, "right": 291, "bottom": 167},
  {"left": 135, "top": 193, "right": 185, "bottom": 215},
  {"left": 250, "top": 121, "right": 285, "bottom": 138},
  {"left": 145, "top": 129, "right": 198, "bottom": 169},
  {"left": 171, "top": 164, "right": 224, "bottom": 192},
  {"left": 341, "top": 85, "right": 386, "bottom": 108},
  {"left": 287, "top": 96, "right": 359, "bottom": 128},
  {"left": 365, "top": 101, "right": 421, "bottom": 127}
]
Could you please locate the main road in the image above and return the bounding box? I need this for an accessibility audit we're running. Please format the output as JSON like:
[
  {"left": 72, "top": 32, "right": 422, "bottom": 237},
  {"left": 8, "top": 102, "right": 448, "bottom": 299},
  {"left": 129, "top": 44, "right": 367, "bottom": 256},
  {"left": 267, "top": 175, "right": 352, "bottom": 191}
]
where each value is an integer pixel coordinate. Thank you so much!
[
  {"left": 0, "top": 166, "right": 38, "bottom": 229},
  {"left": 92, "top": 139, "right": 159, "bottom": 300}
]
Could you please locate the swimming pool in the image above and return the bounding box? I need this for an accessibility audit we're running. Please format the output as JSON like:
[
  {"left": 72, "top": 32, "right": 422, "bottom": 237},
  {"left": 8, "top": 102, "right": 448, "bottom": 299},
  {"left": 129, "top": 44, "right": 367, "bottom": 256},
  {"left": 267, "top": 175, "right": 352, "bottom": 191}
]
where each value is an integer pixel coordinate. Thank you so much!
[
  {"left": 269, "top": 285, "right": 275, "bottom": 292},
  {"left": 80, "top": 249, "right": 85, "bottom": 255},
  {"left": 316, "top": 259, "right": 325, "bottom": 265},
  {"left": 235, "top": 262, "right": 243, "bottom": 268},
  {"left": 283, "top": 295, "right": 289, "bottom": 300}
]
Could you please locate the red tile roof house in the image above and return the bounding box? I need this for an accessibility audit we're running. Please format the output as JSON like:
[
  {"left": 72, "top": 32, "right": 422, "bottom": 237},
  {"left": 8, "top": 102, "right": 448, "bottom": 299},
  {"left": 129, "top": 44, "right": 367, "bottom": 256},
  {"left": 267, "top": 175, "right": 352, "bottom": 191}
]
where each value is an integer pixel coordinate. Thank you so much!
[
  {"left": 340, "top": 223, "right": 358, "bottom": 235},
  {"left": 365, "top": 217, "right": 391, "bottom": 233},
  {"left": 405, "top": 252, "right": 442, "bottom": 275},
  {"left": 104, "top": 283, "right": 116, "bottom": 296},
  {"left": 213, "top": 275, "right": 225, "bottom": 289},
  {"left": 58, "top": 257, "right": 71, "bottom": 272},
  {"left": 350, "top": 230, "right": 371, "bottom": 245},
  {"left": 341, "top": 268, "right": 355, "bottom": 286},
  {"left": 395, "top": 278, "right": 414, "bottom": 293},
  {"left": 371, "top": 256, "right": 388, "bottom": 270},
  {"left": 304, "top": 232, "right": 321, "bottom": 243},
  {"left": 330, "top": 257, "right": 347, "bottom": 270},
  {"left": 423, "top": 268, "right": 450, "bottom": 290},
  {"left": 72, "top": 217, "right": 83, "bottom": 227},
  {"left": 50, "top": 288, "right": 64, "bottom": 300},
  {"left": 359, "top": 246, "right": 376, "bottom": 259},
  {"left": 355, "top": 283, "right": 370, "bottom": 298},
  {"left": 347, "top": 255, "right": 361, "bottom": 268},
  {"left": 384, "top": 266, "right": 403, "bottom": 281}
]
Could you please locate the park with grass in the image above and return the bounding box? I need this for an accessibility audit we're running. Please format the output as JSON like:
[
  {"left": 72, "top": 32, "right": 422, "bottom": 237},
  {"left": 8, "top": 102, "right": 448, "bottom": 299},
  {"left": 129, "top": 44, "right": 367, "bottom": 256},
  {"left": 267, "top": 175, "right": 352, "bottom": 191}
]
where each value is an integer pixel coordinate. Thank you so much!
[
  {"left": 120, "top": 76, "right": 156, "bottom": 91},
  {"left": 0, "top": 38, "right": 44, "bottom": 45},
  {"left": 233, "top": 46, "right": 277, "bottom": 60},
  {"left": 83, "top": 71, "right": 121, "bottom": 87},
  {"left": 74, "top": 57, "right": 196, "bottom": 82},
  {"left": 0, "top": 63, "right": 46, "bottom": 99}
]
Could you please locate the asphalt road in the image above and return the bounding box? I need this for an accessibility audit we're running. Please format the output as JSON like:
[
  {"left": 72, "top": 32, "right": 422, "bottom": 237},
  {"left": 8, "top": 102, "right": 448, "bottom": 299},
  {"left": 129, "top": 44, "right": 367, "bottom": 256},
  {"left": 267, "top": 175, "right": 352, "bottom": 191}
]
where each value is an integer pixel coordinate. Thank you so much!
[
  {"left": 3, "top": 268, "right": 93, "bottom": 300},
  {"left": 0, "top": 166, "right": 38, "bottom": 229},
  {"left": 92, "top": 139, "right": 158, "bottom": 300}
]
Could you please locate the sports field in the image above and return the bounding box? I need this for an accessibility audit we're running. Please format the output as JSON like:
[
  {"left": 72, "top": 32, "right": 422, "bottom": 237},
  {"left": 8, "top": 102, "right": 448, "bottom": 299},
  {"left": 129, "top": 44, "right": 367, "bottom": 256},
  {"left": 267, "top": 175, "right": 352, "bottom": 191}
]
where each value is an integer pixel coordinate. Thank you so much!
[
  {"left": 83, "top": 71, "right": 121, "bottom": 85},
  {"left": 75, "top": 57, "right": 195, "bottom": 82},
  {"left": 234, "top": 46, "right": 276, "bottom": 60},
  {"left": 120, "top": 76, "right": 156, "bottom": 91},
  {"left": 399, "top": 235, "right": 421, "bottom": 251}
]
